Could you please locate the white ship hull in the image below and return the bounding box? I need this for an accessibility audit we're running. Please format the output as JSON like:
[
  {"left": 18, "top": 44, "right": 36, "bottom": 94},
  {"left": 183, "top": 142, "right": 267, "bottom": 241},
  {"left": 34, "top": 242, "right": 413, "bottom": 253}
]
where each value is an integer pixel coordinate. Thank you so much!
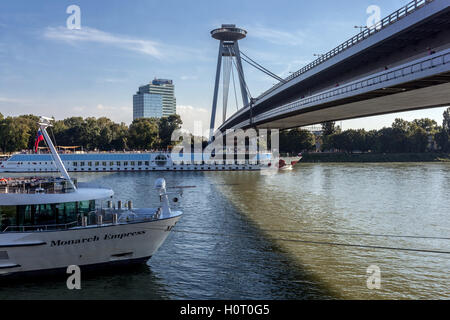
[
  {"left": 0, "top": 152, "right": 272, "bottom": 173},
  {"left": 0, "top": 215, "right": 181, "bottom": 276}
]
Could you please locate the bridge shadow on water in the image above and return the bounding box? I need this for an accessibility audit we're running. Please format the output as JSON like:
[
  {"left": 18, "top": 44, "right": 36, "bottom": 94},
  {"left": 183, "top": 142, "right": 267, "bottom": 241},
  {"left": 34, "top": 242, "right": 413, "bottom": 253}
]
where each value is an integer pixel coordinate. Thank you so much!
[{"left": 0, "top": 171, "right": 336, "bottom": 300}]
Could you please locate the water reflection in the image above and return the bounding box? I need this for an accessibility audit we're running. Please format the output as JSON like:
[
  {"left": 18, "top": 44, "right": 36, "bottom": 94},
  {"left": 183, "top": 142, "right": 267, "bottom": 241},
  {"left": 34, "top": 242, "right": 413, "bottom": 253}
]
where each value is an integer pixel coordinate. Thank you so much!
[{"left": 1, "top": 163, "right": 449, "bottom": 299}]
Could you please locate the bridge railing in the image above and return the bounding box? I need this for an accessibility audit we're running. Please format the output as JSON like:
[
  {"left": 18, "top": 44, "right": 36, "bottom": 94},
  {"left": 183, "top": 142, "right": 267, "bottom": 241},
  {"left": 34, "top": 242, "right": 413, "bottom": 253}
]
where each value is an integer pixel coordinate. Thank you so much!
[
  {"left": 252, "top": 50, "right": 450, "bottom": 124},
  {"left": 255, "top": 0, "right": 435, "bottom": 102}
]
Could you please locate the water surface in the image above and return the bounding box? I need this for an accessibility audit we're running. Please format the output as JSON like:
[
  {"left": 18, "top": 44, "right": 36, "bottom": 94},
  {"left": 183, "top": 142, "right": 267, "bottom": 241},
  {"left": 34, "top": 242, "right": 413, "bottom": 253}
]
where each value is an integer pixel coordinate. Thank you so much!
[{"left": 1, "top": 163, "right": 449, "bottom": 299}]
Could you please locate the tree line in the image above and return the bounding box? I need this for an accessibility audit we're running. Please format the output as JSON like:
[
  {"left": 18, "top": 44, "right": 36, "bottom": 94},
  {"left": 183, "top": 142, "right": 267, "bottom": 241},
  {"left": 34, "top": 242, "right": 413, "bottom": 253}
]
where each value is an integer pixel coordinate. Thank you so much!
[
  {"left": 279, "top": 107, "right": 450, "bottom": 154},
  {"left": 2, "top": 107, "right": 450, "bottom": 154},
  {"left": 0, "top": 113, "right": 182, "bottom": 153}
]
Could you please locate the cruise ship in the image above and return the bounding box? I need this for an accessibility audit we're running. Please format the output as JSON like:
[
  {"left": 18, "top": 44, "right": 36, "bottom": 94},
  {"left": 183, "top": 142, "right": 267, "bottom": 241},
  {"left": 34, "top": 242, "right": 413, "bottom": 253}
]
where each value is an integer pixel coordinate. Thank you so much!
[
  {"left": 0, "top": 117, "right": 183, "bottom": 276},
  {"left": 0, "top": 152, "right": 273, "bottom": 173}
]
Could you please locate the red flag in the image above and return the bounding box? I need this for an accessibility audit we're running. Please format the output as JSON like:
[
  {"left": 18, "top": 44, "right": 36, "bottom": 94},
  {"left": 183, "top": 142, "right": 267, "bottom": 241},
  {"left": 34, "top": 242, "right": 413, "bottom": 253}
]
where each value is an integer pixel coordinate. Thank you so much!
[{"left": 34, "top": 129, "right": 44, "bottom": 152}]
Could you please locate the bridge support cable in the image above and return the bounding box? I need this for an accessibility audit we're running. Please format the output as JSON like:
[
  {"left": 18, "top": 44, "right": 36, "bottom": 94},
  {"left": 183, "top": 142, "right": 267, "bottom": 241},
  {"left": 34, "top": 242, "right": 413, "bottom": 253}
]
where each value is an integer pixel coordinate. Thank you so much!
[
  {"left": 240, "top": 50, "right": 286, "bottom": 83},
  {"left": 227, "top": 46, "right": 253, "bottom": 101},
  {"left": 227, "top": 46, "right": 257, "bottom": 126},
  {"left": 230, "top": 63, "right": 240, "bottom": 112}
]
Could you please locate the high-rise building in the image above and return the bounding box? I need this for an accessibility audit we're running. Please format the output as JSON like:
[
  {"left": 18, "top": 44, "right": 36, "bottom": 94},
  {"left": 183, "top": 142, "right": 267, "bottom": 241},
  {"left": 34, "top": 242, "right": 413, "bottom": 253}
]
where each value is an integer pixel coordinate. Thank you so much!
[{"left": 133, "top": 79, "right": 176, "bottom": 120}]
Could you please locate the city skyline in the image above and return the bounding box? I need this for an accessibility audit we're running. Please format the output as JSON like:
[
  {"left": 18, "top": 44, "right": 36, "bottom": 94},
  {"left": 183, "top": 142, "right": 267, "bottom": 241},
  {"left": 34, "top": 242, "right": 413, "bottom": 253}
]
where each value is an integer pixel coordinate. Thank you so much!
[{"left": 0, "top": 0, "right": 448, "bottom": 133}]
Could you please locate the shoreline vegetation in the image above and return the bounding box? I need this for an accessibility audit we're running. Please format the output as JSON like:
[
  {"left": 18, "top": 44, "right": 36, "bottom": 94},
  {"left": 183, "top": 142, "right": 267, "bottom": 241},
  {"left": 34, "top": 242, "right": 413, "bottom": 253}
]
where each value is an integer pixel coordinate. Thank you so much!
[{"left": 299, "top": 152, "right": 450, "bottom": 163}]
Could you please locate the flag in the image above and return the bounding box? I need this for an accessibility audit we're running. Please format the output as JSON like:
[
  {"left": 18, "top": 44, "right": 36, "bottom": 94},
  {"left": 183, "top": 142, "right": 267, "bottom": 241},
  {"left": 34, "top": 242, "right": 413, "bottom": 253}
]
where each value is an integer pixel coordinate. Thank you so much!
[{"left": 34, "top": 129, "right": 44, "bottom": 153}]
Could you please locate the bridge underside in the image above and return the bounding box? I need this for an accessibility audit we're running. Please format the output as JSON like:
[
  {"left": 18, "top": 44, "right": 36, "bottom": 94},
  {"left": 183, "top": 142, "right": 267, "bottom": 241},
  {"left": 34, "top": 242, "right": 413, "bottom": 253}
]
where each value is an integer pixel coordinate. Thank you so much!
[{"left": 251, "top": 74, "right": 450, "bottom": 129}]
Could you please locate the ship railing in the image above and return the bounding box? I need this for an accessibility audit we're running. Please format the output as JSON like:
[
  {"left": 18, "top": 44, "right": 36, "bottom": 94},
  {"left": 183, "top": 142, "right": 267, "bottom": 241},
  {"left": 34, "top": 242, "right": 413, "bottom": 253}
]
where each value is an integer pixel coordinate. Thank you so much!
[{"left": 2, "top": 221, "right": 79, "bottom": 233}]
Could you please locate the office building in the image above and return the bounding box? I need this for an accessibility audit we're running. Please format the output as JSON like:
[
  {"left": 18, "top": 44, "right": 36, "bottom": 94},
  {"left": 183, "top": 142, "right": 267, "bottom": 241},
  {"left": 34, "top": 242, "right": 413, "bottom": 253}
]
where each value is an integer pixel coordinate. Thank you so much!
[{"left": 133, "top": 78, "right": 176, "bottom": 120}]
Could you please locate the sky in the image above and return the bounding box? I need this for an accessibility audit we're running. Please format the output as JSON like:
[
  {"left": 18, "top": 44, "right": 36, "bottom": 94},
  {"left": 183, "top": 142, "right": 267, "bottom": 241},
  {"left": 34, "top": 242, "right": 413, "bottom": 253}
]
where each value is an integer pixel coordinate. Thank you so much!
[{"left": 0, "top": 0, "right": 448, "bottom": 134}]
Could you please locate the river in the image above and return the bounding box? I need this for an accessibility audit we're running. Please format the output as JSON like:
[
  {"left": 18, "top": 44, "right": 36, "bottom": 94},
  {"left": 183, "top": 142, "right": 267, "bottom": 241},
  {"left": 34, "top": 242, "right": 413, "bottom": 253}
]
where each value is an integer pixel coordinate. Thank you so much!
[{"left": 1, "top": 163, "right": 449, "bottom": 299}]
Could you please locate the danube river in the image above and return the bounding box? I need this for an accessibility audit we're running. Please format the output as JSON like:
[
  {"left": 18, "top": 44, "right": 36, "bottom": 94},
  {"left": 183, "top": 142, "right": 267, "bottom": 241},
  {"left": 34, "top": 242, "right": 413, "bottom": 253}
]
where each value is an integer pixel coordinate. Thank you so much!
[{"left": 1, "top": 163, "right": 449, "bottom": 299}]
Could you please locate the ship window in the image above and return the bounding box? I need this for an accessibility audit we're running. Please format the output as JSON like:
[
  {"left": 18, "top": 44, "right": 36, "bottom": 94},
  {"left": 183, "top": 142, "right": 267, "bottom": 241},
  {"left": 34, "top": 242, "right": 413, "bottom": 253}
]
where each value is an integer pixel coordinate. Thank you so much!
[
  {"left": 88, "top": 162, "right": 92, "bottom": 166},
  {"left": 1, "top": 200, "right": 95, "bottom": 231},
  {"left": 145, "top": 161, "right": 149, "bottom": 166},
  {"left": 117, "top": 161, "right": 121, "bottom": 166},
  {"left": 124, "top": 162, "right": 128, "bottom": 166},
  {"left": 138, "top": 161, "right": 142, "bottom": 166},
  {"left": 102, "top": 162, "right": 107, "bottom": 166},
  {"left": 130, "top": 161, "right": 135, "bottom": 166},
  {"left": 80, "top": 162, "right": 85, "bottom": 166},
  {"left": 73, "top": 162, "right": 78, "bottom": 166},
  {"left": 95, "top": 162, "right": 100, "bottom": 166},
  {"left": 110, "top": 162, "right": 114, "bottom": 166}
]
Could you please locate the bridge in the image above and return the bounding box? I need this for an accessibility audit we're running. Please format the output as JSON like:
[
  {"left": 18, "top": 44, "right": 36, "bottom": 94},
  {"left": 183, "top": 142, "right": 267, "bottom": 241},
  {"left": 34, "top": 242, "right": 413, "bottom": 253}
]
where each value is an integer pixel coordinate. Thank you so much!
[{"left": 217, "top": 0, "right": 450, "bottom": 132}]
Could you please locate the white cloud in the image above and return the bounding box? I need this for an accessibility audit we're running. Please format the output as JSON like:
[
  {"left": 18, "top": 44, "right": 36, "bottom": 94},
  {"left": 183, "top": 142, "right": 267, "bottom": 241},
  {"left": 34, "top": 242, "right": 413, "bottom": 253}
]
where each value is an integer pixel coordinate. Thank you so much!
[
  {"left": 180, "top": 75, "right": 199, "bottom": 81},
  {"left": 42, "top": 26, "right": 209, "bottom": 62},
  {"left": 0, "top": 96, "right": 29, "bottom": 104},
  {"left": 177, "top": 105, "right": 211, "bottom": 136},
  {"left": 43, "top": 26, "right": 162, "bottom": 58},
  {"left": 248, "top": 25, "right": 306, "bottom": 46}
]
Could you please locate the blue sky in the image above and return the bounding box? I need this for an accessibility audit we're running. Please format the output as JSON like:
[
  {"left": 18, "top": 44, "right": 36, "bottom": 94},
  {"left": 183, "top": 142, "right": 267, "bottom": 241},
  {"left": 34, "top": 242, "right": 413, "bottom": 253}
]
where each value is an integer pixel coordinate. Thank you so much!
[{"left": 0, "top": 0, "right": 448, "bottom": 133}]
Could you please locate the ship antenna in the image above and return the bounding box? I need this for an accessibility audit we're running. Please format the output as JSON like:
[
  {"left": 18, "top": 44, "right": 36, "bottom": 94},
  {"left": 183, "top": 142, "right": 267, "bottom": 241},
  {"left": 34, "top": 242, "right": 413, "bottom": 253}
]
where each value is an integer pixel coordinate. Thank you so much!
[{"left": 38, "top": 116, "right": 76, "bottom": 190}]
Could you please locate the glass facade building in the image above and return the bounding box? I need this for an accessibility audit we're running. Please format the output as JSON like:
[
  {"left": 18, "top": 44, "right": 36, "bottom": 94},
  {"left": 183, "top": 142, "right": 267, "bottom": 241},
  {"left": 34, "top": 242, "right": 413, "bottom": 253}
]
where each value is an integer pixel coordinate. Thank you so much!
[
  {"left": 133, "top": 78, "right": 176, "bottom": 120},
  {"left": 133, "top": 93, "right": 163, "bottom": 120}
]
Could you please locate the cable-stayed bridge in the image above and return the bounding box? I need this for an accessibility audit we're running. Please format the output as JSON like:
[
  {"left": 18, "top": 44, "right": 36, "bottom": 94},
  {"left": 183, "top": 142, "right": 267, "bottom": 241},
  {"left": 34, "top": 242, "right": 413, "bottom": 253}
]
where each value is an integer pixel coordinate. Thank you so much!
[{"left": 212, "top": 0, "right": 450, "bottom": 132}]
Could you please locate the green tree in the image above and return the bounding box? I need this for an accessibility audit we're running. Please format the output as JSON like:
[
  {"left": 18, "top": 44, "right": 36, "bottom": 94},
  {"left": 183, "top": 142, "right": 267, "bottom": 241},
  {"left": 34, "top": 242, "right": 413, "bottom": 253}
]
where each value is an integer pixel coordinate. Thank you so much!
[
  {"left": 158, "top": 114, "right": 183, "bottom": 149},
  {"left": 110, "top": 122, "right": 129, "bottom": 151},
  {"left": 128, "top": 118, "right": 160, "bottom": 150},
  {"left": 436, "top": 107, "right": 450, "bottom": 151},
  {"left": 321, "top": 121, "right": 338, "bottom": 136},
  {"left": 280, "top": 128, "right": 315, "bottom": 153},
  {"left": 0, "top": 117, "right": 30, "bottom": 152},
  {"left": 443, "top": 107, "right": 450, "bottom": 132}
]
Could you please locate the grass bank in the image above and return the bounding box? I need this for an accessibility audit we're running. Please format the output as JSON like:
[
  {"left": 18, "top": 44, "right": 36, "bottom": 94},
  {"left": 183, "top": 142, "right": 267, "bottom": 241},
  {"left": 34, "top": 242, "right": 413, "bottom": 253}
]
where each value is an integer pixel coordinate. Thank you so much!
[{"left": 300, "top": 152, "right": 450, "bottom": 163}]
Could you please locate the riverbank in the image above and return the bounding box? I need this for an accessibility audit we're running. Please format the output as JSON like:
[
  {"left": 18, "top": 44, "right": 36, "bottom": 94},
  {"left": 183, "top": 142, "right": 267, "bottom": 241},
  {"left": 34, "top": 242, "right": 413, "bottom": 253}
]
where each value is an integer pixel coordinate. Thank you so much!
[{"left": 300, "top": 152, "right": 450, "bottom": 163}]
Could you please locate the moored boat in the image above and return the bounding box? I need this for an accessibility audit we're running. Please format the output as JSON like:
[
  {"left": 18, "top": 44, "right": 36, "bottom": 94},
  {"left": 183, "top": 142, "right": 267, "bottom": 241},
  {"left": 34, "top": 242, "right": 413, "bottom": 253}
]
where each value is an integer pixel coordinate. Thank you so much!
[{"left": 0, "top": 117, "right": 182, "bottom": 277}]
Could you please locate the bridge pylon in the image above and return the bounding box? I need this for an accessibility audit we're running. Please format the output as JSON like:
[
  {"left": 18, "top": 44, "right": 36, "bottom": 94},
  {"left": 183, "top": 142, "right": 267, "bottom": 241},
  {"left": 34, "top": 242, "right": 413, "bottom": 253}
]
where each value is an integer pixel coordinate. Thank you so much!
[{"left": 209, "top": 24, "right": 249, "bottom": 138}]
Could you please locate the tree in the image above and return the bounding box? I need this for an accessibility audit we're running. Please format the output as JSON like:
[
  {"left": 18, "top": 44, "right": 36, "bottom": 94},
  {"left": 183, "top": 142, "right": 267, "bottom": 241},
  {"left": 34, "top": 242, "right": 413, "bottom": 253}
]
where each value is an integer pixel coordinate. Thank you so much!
[
  {"left": 0, "top": 117, "right": 30, "bottom": 152},
  {"left": 321, "top": 121, "right": 338, "bottom": 136},
  {"left": 280, "top": 128, "right": 315, "bottom": 153},
  {"left": 128, "top": 118, "right": 160, "bottom": 150},
  {"left": 110, "top": 122, "right": 129, "bottom": 151},
  {"left": 436, "top": 107, "right": 450, "bottom": 151},
  {"left": 158, "top": 114, "right": 183, "bottom": 149},
  {"left": 443, "top": 107, "right": 450, "bottom": 133},
  {"left": 407, "top": 125, "right": 429, "bottom": 153}
]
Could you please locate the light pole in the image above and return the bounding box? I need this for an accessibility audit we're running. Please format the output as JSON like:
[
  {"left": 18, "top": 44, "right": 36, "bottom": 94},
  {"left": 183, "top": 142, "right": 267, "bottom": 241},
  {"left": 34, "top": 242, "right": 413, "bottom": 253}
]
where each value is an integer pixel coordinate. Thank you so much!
[{"left": 354, "top": 25, "right": 368, "bottom": 33}]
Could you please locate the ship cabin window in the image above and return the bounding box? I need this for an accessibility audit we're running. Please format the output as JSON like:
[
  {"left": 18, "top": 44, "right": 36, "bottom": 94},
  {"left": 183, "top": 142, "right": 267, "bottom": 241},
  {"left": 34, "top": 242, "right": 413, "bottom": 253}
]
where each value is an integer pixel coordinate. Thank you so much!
[
  {"left": 145, "top": 161, "right": 149, "bottom": 166},
  {"left": 116, "top": 161, "right": 121, "bottom": 166},
  {"left": 80, "top": 162, "right": 85, "bottom": 167},
  {"left": 130, "top": 161, "right": 135, "bottom": 166},
  {"left": 88, "top": 162, "right": 92, "bottom": 167},
  {"left": 110, "top": 162, "right": 114, "bottom": 166},
  {"left": 138, "top": 161, "right": 142, "bottom": 166},
  {"left": 95, "top": 162, "right": 100, "bottom": 167},
  {"left": 124, "top": 162, "right": 128, "bottom": 166},
  {"left": 0, "top": 200, "right": 95, "bottom": 231},
  {"left": 102, "top": 162, "right": 107, "bottom": 166},
  {"left": 73, "top": 162, "right": 78, "bottom": 167}
]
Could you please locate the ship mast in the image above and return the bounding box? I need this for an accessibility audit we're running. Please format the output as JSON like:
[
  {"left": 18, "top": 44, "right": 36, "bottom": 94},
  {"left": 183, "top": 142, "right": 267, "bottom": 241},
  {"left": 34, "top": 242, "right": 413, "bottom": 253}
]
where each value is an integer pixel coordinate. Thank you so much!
[{"left": 38, "top": 117, "right": 76, "bottom": 190}]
